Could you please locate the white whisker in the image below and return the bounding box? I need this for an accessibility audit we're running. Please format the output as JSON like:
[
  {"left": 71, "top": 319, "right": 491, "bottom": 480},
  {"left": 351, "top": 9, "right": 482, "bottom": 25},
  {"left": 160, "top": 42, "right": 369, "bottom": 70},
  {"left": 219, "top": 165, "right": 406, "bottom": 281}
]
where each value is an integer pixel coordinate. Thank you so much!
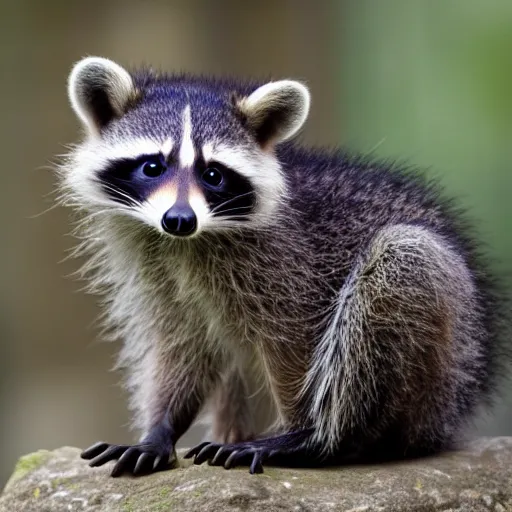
[
  {"left": 209, "top": 191, "right": 255, "bottom": 215},
  {"left": 212, "top": 206, "right": 253, "bottom": 217}
]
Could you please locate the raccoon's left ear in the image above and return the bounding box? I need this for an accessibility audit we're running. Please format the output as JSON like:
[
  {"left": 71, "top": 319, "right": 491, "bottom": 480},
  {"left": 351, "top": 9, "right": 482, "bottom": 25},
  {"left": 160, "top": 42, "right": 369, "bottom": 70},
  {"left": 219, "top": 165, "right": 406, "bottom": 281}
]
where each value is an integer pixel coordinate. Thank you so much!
[
  {"left": 238, "top": 80, "right": 310, "bottom": 146},
  {"left": 68, "top": 56, "right": 137, "bottom": 135}
]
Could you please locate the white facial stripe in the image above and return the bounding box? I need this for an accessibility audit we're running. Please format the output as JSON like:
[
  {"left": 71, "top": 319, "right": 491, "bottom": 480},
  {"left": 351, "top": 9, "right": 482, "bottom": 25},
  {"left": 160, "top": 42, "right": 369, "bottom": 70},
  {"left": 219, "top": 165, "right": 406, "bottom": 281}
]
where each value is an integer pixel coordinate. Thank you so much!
[
  {"left": 204, "top": 143, "right": 257, "bottom": 179},
  {"left": 84, "top": 137, "right": 162, "bottom": 166},
  {"left": 160, "top": 137, "right": 174, "bottom": 158},
  {"left": 88, "top": 137, "right": 173, "bottom": 162},
  {"left": 179, "top": 105, "right": 195, "bottom": 167},
  {"left": 202, "top": 142, "right": 214, "bottom": 162}
]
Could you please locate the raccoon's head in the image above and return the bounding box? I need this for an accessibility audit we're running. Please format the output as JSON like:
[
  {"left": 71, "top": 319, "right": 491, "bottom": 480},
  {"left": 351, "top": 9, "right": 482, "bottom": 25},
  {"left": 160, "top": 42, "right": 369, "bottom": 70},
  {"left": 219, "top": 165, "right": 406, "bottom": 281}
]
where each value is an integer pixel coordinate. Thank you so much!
[{"left": 63, "top": 56, "right": 310, "bottom": 238}]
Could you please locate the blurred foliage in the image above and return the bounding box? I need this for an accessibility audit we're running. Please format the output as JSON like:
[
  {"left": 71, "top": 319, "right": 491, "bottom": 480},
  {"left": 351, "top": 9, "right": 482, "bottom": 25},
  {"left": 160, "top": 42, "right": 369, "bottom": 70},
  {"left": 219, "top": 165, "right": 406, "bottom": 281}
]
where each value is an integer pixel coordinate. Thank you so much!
[{"left": 339, "top": 0, "right": 512, "bottom": 282}]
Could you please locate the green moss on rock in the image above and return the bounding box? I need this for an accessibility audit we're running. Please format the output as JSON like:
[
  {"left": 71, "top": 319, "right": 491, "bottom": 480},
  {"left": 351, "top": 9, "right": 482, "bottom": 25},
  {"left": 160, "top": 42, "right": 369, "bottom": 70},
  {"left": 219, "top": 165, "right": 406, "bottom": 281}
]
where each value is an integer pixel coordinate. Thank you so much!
[{"left": 10, "top": 451, "right": 50, "bottom": 483}]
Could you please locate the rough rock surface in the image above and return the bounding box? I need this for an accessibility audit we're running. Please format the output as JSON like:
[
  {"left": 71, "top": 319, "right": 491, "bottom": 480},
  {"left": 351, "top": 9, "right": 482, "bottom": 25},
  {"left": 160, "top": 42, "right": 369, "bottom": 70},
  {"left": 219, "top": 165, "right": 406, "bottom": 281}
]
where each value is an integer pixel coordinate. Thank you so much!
[{"left": 0, "top": 438, "right": 511, "bottom": 511}]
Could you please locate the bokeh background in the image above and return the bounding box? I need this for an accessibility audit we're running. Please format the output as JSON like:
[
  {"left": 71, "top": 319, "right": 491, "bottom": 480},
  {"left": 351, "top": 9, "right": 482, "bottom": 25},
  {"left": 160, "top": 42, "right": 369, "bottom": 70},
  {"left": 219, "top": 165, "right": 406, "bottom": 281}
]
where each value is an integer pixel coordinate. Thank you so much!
[{"left": 1, "top": 0, "right": 511, "bottom": 488}]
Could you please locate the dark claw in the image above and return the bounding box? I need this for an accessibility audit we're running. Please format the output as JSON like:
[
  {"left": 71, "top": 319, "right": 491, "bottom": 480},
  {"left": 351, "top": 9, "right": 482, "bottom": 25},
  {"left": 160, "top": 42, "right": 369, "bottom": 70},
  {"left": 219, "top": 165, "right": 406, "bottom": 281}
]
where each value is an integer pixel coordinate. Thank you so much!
[
  {"left": 133, "top": 452, "right": 156, "bottom": 475},
  {"left": 184, "top": 442, "right": 210, "bottom": 459},
  {"left": 250, "top": 452, "right": 264, "bottom": 474},
  {"left": 194, "top": 443, "right": 222, "bottom": 465},
  {"left": 224, "top": 448, "right": 254, "bottom": 469},
  {"left": 223, "top": 449, "right": 240, "bottom": 470},
  {"left": 153, "top": 454, "right": 164, "bottom": 470},
  {"left": 210, "top": 446, "right": 228, "bottom": 466},
  {"left": 89, "top": 445, "right": 127, "bottom": 467},
  {"left": 110, "top": 447, "right": 138, "bottom": 477},
  {"left": 80, "top": 442, "right": 110, "bottom": 460}
]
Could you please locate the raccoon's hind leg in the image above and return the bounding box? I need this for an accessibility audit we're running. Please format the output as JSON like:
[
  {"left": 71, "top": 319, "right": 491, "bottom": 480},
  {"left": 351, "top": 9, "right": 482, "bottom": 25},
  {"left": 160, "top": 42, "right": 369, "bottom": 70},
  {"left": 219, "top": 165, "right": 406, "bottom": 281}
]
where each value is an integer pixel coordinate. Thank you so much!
[{"left": 303, "top": 223, "right": 483, "bottom": 461}]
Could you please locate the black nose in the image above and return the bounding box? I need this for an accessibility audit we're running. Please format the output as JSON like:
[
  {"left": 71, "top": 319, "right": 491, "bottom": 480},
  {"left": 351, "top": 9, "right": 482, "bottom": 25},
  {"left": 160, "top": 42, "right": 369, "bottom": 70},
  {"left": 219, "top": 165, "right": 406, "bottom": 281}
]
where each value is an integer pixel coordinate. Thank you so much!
[{"left": 161, "top": 205, "right": 197, "bottom": 236}]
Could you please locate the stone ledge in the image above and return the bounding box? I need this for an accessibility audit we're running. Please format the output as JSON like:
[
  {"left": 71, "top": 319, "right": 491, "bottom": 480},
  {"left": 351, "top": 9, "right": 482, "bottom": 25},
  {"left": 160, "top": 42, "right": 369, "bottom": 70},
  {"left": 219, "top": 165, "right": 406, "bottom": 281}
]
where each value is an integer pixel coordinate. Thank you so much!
[{"left": 0, "top": 438, "right": 511, "bottom": 511}]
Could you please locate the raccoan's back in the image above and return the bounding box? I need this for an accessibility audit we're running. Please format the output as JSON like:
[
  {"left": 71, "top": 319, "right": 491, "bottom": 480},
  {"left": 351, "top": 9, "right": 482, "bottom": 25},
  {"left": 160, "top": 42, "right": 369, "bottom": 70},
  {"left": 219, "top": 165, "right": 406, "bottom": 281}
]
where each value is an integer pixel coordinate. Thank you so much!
[{"left": 58, "top": 57, "right": 507, "bottom": 476}]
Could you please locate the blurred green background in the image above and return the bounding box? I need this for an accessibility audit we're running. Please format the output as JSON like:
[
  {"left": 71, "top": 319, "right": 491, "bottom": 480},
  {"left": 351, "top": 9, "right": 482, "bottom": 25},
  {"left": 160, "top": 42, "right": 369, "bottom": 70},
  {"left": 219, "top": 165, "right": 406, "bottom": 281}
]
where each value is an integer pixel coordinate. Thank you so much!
[{"left": 1, "top": 0, "right": 511, "bottom": 488}]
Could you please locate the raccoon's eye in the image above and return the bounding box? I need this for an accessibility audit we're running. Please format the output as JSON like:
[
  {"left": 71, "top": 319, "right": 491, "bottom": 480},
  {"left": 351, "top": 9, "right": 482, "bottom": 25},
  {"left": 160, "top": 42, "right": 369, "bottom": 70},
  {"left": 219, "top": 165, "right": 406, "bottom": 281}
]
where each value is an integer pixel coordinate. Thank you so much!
[
  {"left": 202, "top": 167, "right": 223, "bottom": 188},
  {"left": 141, "top": 159, "right": 166, "bottom": 178}
]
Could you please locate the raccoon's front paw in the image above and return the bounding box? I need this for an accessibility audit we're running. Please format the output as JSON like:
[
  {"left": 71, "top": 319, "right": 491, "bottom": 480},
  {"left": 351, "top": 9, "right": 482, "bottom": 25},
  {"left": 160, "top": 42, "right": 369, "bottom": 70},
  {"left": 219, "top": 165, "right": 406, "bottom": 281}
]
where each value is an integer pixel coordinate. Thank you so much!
[
  {"left": 81, "top": 440, "right": 175, "bottom": 477},
  {"left": 184, "top": 430, "right": 315, "bottom": 474},
  {"left": 184, "top": 440, "right": 281, "bottom": 474}
]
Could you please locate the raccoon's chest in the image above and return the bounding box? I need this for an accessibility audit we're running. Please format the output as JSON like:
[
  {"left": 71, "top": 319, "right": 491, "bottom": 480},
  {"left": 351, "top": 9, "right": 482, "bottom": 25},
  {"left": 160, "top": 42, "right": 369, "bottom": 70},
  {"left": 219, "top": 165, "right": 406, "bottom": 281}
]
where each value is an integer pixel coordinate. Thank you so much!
[
  {"left": 167, "top": 244, "right": 329, "bottom": 350},
  {"left": 169, "top": 256, "right": 261, "bottom": 344}
]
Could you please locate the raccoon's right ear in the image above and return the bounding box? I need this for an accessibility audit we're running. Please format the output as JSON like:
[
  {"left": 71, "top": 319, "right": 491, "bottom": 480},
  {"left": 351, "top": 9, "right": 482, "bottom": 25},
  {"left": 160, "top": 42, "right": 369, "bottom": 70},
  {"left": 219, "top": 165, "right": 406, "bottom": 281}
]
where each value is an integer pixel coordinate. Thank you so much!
[
  {"left": 68, "top": 57, "right": 137, "bottom": 135},
  {"left": 238, "top": 80, "right": 310, "bottom": 147}
]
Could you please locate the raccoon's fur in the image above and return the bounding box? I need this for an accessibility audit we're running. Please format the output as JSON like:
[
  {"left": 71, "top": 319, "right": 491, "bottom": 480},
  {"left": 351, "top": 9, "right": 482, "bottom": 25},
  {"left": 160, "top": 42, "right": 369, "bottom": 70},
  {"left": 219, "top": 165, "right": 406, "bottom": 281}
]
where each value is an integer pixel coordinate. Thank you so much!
[{"left": 58, "top": 57, "right": 508, "bottom": 476}]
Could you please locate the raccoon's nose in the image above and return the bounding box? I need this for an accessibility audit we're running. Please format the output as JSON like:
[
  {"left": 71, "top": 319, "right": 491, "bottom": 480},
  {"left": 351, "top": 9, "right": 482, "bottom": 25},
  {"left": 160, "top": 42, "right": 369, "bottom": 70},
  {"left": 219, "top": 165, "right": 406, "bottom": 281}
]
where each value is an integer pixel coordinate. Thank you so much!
[{"left": 161, "top": 205, "right": 197, "bottom": 236}]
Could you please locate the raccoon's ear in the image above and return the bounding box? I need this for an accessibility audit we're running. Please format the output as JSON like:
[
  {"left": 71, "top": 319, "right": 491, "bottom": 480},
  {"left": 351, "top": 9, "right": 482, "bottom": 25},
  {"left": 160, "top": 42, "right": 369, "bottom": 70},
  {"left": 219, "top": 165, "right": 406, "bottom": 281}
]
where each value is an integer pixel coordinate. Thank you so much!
[
  {"left": 68, "top": 57, "right": 137, "bottom": 135},
  {"left": 238, "top": 80, "right": 310, "bottom": 146}
]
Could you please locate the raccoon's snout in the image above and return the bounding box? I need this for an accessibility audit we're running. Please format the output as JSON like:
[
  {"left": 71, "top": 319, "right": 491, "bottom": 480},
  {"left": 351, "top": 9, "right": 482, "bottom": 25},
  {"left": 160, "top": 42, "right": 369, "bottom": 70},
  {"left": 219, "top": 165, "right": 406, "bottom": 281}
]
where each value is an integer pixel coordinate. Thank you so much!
[{"left": 162, "top": 205, "right": 197, "bottom": 237}]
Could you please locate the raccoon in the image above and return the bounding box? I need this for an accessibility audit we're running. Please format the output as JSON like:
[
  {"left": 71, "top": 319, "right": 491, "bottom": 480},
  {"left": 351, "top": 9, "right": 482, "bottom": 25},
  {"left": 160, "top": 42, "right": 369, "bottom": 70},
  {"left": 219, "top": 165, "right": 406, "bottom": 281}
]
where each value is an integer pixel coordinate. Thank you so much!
[{"left": 58, "top": 56, "right": 507, "bottom": 476}]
